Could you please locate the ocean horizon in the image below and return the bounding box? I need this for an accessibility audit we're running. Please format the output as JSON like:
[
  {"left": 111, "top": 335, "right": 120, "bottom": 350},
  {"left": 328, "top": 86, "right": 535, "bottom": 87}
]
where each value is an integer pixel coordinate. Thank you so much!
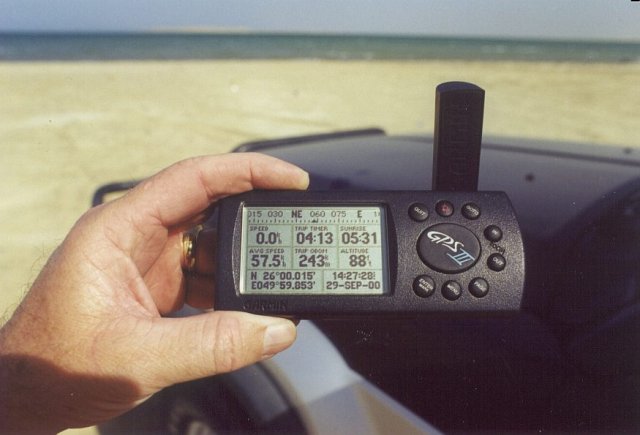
[{"left": 1, "top": 32, "right": 639, "bottom": 63}]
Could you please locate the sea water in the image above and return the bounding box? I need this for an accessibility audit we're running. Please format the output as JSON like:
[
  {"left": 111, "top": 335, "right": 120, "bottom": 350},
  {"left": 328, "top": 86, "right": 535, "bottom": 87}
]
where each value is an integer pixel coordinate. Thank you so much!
[{"left": 0, "top": 32, "right": 639, "bottom": 63}]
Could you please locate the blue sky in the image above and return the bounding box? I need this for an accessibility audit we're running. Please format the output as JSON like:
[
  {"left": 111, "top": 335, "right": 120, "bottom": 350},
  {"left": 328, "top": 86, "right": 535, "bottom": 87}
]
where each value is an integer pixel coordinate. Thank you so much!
[{"left": 1, "top": 0, "right": 639, "bottom": 41}]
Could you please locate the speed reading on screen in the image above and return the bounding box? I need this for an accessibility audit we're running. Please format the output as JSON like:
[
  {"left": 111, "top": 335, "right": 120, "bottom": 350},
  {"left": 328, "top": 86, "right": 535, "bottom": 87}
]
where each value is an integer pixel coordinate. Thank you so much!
[{"left": 239, "top": 205, "right": 389, "bottom": 295}]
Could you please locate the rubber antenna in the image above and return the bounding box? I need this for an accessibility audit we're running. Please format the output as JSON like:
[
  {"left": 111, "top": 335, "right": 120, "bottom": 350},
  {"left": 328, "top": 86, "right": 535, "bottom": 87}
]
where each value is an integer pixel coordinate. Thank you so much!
[{"left": 432, "top": 82, "right": 485, "bottom": 191}]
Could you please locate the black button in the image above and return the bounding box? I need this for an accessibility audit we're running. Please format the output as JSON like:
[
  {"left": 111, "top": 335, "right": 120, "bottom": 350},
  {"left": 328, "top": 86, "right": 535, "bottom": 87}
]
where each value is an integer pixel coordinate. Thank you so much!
[
  {"left": 442, "top": 281, "right": 462, "bottom": 301},
  {"left": 462, "top": 203, "right": 481, "bottom": 220},
  {"left": 409, "top": 203, "right": 429, "bottom": 222},
  {"left": 413, "top": 275, "right": 435, "bottom": 298},
  {"left": 487, "top": 254, "right": 506, "bottom": 271},
  {"left": 484, "top": 225, "right": 503, "bottom": 242},
  {"left": 435, "top": 200, "right": 454, "bottom": 217},
  {"left": 417, "top": 223, "right": 481, "bottom": 273},
  {"left": 469, "top": 278, "right": 490, "bottom": 298}
]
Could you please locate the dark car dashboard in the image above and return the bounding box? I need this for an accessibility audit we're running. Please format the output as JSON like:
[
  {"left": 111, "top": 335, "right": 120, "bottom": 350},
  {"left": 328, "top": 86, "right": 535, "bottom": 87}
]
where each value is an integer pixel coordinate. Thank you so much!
[
  {"left": 240, "top": 128, "right": 640, "bottom": 432},
  {"left": 97, "top": 78, "right": 640, "bottom": 433}
]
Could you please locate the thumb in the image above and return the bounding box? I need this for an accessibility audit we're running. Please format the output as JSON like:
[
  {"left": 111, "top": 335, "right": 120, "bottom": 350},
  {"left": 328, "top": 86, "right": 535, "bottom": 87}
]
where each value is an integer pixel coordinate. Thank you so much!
[{"left": 144, "top": 312, "right": 296, "bottom": 387}]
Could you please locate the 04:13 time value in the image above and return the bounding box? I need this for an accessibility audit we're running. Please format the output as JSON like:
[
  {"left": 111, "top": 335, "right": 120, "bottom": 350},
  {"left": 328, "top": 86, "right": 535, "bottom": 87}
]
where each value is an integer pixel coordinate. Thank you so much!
[{"left": 295, "top": 231, "right": 378, "bottom": 245}]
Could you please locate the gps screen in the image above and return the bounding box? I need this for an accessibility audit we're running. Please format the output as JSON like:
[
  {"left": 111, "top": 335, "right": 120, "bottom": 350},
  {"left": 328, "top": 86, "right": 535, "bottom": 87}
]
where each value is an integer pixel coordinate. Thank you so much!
[{"left": 239, "top": 205, "right": 388, "bottom": 295}]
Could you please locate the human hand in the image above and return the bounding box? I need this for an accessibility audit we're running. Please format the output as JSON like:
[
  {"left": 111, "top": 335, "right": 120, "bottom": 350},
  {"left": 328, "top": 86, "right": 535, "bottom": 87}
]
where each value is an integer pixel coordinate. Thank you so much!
[{"left": 0, "top": 153, "right": 309, "bottom": 434}]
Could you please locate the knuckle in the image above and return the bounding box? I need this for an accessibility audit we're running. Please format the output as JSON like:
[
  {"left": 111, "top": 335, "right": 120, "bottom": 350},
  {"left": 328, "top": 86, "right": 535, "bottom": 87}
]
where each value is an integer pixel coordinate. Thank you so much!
[{"left": 209, "top": 314, "right": 249, "bottom": 373}]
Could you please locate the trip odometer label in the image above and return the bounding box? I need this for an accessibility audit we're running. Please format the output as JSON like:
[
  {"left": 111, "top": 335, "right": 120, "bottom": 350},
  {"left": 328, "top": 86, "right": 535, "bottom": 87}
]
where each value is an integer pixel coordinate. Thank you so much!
[{"left": 239, "top": 205, "right": 388, "bottom": 295}]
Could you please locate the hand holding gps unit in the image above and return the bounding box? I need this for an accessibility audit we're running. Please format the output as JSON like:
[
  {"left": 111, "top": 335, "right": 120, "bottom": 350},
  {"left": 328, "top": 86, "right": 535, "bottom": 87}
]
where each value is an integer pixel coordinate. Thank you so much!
[{"left": 214, "top": 82, "right": 525, "bottom": 318}]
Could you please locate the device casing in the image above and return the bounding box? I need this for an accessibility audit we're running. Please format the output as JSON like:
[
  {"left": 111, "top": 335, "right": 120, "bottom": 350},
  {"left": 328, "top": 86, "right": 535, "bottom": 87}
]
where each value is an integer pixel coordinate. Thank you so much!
[{"left": 215, "top": 190, "right": 524, "bottom": 318}]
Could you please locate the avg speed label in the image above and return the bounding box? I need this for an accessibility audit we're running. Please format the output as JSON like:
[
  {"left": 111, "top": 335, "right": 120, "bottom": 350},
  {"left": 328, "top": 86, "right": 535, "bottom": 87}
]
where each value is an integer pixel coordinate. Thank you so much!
[{"left": 239, "top": 205, "right": 388, "bottom": 295}]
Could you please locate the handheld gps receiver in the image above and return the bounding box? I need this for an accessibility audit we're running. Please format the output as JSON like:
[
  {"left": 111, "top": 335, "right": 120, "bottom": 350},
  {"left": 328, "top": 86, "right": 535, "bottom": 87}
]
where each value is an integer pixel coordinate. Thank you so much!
[{"left": 214, "top": 82, "right": 525, "bottom": 318}]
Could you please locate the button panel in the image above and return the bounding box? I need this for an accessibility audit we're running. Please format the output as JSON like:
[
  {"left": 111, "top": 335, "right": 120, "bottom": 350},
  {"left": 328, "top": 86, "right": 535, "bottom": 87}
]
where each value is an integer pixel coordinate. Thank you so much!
[{"left": 410, "top": 198, "right": 515, "bottom": 304}]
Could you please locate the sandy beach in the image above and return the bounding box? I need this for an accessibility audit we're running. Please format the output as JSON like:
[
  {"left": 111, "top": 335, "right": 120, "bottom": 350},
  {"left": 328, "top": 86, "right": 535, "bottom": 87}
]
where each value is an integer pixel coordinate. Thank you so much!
[
  {"left": 0, "top": 59, "right": 638, "bottom": 433},
  {"left": 2, "top": 58, "right": 640, "bottom": 312}
]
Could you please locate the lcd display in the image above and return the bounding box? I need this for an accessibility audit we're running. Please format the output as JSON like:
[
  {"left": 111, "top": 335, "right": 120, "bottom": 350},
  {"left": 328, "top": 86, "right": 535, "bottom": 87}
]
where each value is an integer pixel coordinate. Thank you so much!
[{"left": 239, "top": 205, "right": 388, "bottom": 295}]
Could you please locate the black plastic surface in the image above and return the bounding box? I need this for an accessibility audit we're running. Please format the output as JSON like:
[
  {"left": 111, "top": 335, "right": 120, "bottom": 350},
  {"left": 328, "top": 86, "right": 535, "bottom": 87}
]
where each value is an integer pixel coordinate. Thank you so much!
[
  {"left": 432, "top": 82, "right": 484, "bottom": 191},
  {"left": 215, "top": 190, "right": 524, "bottom": 318}
]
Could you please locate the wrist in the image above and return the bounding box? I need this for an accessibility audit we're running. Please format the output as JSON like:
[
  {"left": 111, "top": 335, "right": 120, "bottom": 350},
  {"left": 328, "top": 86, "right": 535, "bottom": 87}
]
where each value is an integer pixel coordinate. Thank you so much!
[{"left": 1, "top": 308, "right": 61, "bottom": 434}]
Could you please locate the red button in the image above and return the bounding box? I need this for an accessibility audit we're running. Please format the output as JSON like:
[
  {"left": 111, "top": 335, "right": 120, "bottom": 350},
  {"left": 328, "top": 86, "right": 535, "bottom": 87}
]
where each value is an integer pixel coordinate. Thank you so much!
[{"left": 436, "top": 200, "right": 454, "bottom": 217}]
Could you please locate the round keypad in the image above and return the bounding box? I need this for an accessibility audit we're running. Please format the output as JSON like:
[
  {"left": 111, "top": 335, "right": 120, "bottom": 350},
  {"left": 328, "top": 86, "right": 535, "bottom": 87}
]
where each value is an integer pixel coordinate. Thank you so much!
[
  {"left": 462, "top": 203, "right": 481, "bottom": 220},
  {"left": 413, "top": 275, "right": 436, "bottom": 298},
  {"left": 484, "top": 225, "right": 503, "bottom": 242},
  {"left": 487, "top": 253, "right": 507, "bottom": 271},
  {"left": 442, "top": 281, "right": 462, "bottom": 300},
  {"left": 469, "top": 278, "right": 490, "bottom": 298},
  {"left": 409, "top": 203, "right": 429, "bottom": 222},
  {"left": 435, "top": 200, "right": 454, "bottom": 217},
  {"left": 418, "top": 223, "right": 481, "bottom": 273}
]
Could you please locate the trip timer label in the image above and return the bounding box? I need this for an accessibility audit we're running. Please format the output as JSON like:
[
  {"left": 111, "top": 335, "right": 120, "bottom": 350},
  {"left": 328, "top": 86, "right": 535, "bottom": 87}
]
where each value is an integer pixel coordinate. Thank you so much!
[{"left": 239, "top": 205, "right": 388, "bottom": 295}]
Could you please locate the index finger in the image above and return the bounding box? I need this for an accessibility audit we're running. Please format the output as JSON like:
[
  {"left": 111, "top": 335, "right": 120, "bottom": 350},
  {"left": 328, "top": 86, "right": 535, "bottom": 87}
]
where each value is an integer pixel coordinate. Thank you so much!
[{"left": 123, "top": 153, "right": 309, "bottom": 228}]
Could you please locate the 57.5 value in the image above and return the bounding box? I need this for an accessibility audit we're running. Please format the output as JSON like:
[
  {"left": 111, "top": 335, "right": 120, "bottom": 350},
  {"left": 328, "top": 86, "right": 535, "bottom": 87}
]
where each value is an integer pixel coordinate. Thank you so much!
[{"left": 250, "top": 254, "right": 285, "bottom": 267}]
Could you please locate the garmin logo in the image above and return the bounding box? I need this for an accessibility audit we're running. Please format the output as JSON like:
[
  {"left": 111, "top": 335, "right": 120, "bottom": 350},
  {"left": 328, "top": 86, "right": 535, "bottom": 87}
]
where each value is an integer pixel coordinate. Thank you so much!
[{"left": 243, "top": 299, "right": 288, "bottom": 312}]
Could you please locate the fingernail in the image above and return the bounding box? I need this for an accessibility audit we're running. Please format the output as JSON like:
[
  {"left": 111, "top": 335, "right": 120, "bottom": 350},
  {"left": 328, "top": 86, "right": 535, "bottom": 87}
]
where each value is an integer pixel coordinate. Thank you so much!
[
  {"left": 262, "top": 321, "right": 296, "bottom": 359},
  {"left": 296, "top": 169, "right": 310, "bottom": 189}
]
